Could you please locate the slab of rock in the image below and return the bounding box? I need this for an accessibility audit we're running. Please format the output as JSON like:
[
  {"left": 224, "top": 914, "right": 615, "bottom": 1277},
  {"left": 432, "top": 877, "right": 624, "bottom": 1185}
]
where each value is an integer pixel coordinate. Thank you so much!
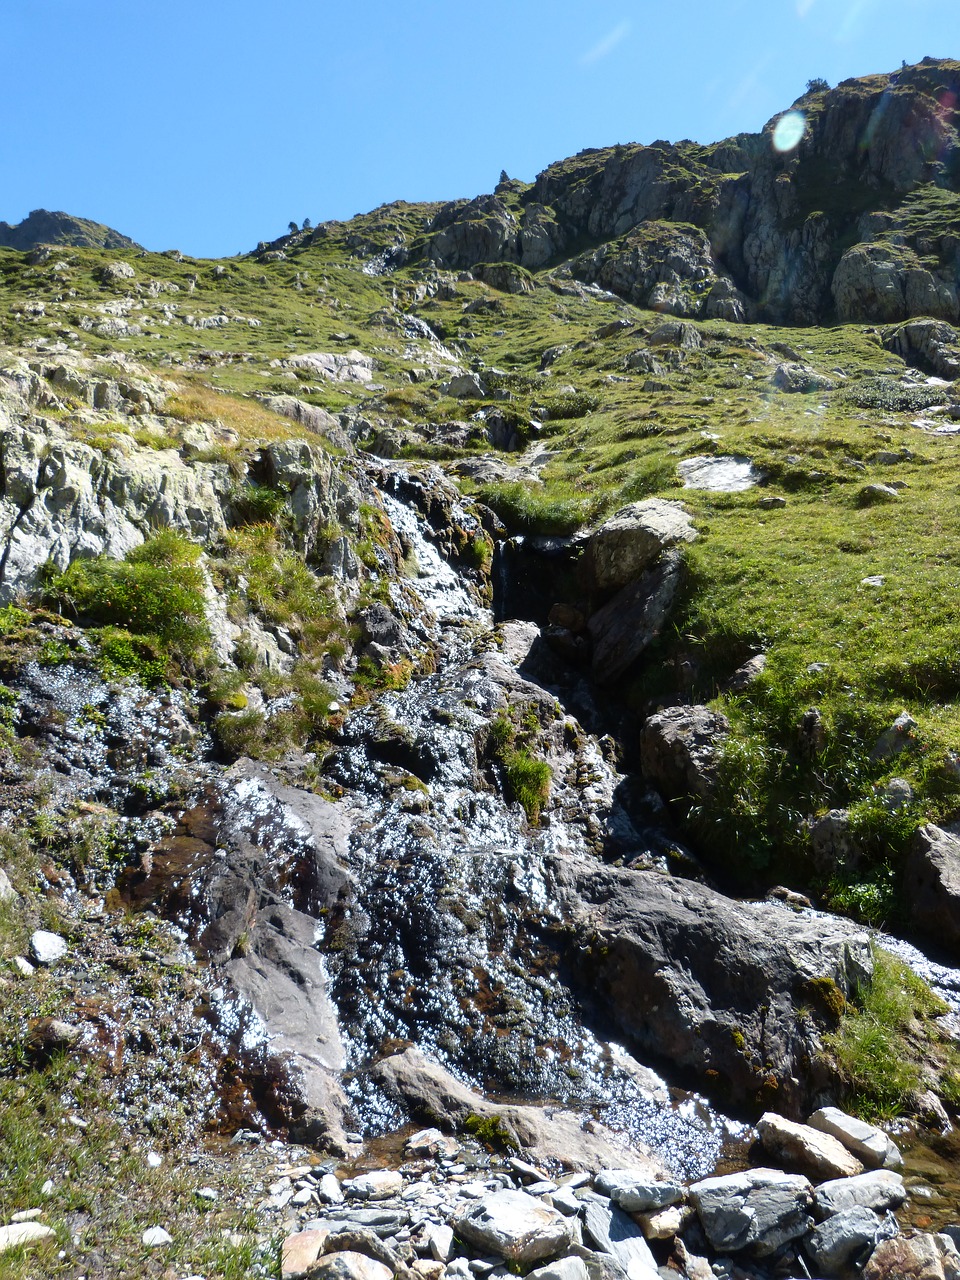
[
  {"left": 29, "top": 931, "right": 67, "bottom": 966},
  {"left": 864, "top": 1233, "right": 960, "bottom": 1280},
  {"left": 593, "top": 1170, "right": 684, "bottom": 1212},
  {"left": 814, "top": 1170, "right": 907, "bottom": 1219},
  {"left": 689, "top": 1168, "right": 814, "bottom": 1256},
  {"left": 0, "top": 868, "right": 15, "bottom": 901},
  {"left": 806, "top": 1206, "right": 884, "bottom": 1275},
  {"left": 757, "top": 1112, "right": 864, "bottom": 1180},
  {"left": 905, "top": 825, "right": 960, "bottom": 957},
  {"left": 808, "top": 1107, "right": 903, "bottom": 1170},
  {"left": 579, "top": 499, "right": 697, "bottom": 594},
  {"left": 581, "top": 1198, "right": 659, "bottom": 1276},
  {"left": 587, "top": 549, "right": 683, "bottom": 685},
  {"left": 0, "top": 1221, "right": 56, "bottom": 1252},
  {"left": 282, "top": 1228, "right": 329, "bottom": 1279},
  {"left": 370, "top": 1048, "right": 668, "bottom": 1176},
  {"left": 455, "top": 1191, "right": 572, "bottom": 1264},
  {"left": 638, "top": 704, "right": 728, "bottom": 806},
  {"left": 528, "top": 1259, "right": 590, "bottom": 1280},
  {"left": 307, "top": 1251, "right": 393, "bottom": 1280}
]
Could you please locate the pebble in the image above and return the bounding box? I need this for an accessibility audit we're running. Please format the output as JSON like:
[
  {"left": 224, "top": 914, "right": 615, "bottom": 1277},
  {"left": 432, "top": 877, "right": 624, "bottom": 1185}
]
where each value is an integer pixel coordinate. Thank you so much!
[
  {"left": 29, "top": 930, "right": 68, "bottom": 966},
  {"left": 141, "top": 1226, "right": 173, "bottom": 1247}
]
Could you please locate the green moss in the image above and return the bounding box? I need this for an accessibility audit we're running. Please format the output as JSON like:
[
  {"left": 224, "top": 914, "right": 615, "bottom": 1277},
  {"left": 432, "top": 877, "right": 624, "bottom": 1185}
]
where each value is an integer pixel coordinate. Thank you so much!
[{"left": 463, "top": 1112, "right": 518, "bottom": 1151}]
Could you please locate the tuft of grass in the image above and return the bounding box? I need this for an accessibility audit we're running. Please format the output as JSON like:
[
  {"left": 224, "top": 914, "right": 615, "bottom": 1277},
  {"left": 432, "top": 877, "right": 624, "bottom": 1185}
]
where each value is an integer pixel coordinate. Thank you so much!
[
  {"left": 487, "top": 710, "right": 552, "bottom": 824},
  {"left": 825, "top": 945, "right": 954, "bottom": 1119}
]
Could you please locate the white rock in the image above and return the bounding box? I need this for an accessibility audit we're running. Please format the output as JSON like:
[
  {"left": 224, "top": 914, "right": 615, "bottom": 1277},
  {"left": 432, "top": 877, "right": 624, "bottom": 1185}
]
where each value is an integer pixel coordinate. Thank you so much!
[
  {"left": 814, "top": 1169, "right": 907, "bottom": 1218},
  {"left": 142, "top": 1226, "right": 173, "bottom": 1247},
  {"left": 0, "top": 868, "right": 15, "bottom": 901},
  {"left": 0, "top": 1221, "right": 56, "bottom": 1252},
  {"left": 318, "top": 1173, "right": 344, "bottom": 1203},
  {"left": 13, "top": 956, "right": 35, "bottom": 977},
  {"left": 29, "top": 930, "right": 67, "bottom": 966},
  {"left": 427, "top": 1223, "right": 455, "bottom": 1261},
  {"left": 455, "top": 1190, "right": 572, "bottom": 1264},
  {"left": 528, "top": 1258, "right": 590, "bottom": 1280},
  {"left": 807, "top": 1106, "right": 903, "bottom": 1169},
  {"left": 757, "top": 1111, "right": 863, "bottom": 1180},
  {"left": 342, "top": 1170, "right": 403, "bottom": 1200},
  {"left": 307, "top": 1250, "right": 392, "bottom": 1280}
]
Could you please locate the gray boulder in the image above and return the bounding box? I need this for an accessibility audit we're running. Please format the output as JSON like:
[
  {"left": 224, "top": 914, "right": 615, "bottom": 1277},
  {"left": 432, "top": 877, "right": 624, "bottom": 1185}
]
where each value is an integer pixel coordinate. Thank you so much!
[
  {"left": 905, "top": 825, "right": 960, "bottom": 956},
  {"left": 807, "top": 1107, "right": 903, "bottom": 1171},
  {"left": 689, "top": 1167, "right": 814, "bottom": 1256},
  {"left": 579, "top": 499, "right": 696, "bottom": 594},
  {"left": 547, "top": 859, "right": 873, "bottom": 1113},
  {"left": 587, "top": 549, "right": 683, "bottom": 685},
  {"left": 581, "top": 1196, "right": 659, "bottom": 1276},
  {"left": 455, "top": 1191, "right": 572, "bottom": 1264},
  {"left": 638, "top": 704, "right": 729, "bottom": 807},
  {"left": 592, "top": 1170, "right": 683, "bottom": 1212},
  {"left": 814, "top": 1170, "right": 908, "bottom": 1219},
  {"left": 806, "top": 1206, "right": 886, "bottom": 1275}
]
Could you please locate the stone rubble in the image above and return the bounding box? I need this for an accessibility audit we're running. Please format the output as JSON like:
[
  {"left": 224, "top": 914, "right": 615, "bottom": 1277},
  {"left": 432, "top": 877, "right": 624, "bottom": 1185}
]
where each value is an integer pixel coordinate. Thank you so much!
[{"left": 267, "top": 1104, "right": 925, "bottom": 1280}]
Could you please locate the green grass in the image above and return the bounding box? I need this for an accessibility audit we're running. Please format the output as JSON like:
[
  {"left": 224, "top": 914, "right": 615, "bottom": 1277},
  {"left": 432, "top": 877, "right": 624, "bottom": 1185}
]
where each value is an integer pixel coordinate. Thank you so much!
[{"left": 825, "top": 946, "right": 958, "bottom": 1120}]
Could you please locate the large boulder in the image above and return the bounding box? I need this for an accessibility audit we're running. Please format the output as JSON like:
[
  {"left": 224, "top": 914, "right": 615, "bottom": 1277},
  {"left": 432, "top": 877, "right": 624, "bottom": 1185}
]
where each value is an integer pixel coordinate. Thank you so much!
[
  {"left": 638, "top": 704, "right": 729, "bottom": 807},
  {"left": 587, "top": 549, "right": 683, "bottom": 684},
  {"left": 547, "top": 858, "right": 873, "bottom": 1113},
  {"left": 689, "top": 1167, "right": 814, "bottom": 1256},
  {"left": 905, "top": 825, "right": 960, "bottom": 956},
  {"left": 578, "top": 499, "right": 696, "bottom": 595},
  {"left": 455, "top": 1191, "right": 572, "bottom": 1264},
  {"left": 814, "top": 1170, "right": 908, "bottom": 1219},
  {"left": 864, "top": 1234, "right": 960, "bottom": 1280},
  {"left": 806, "top": 1207, "right": 887, "bottom": 1276},
  {"left": 757, "top": 1112, "right": 864, "bottom": 1181},
  {"left": 807, "top": 1107, "right": 903, "bottom": 1171}
]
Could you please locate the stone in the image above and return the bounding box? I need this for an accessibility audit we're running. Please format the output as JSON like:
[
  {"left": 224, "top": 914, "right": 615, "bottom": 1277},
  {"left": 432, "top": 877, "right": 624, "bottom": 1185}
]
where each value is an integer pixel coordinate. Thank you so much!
[
  {"left": 872, "top": 712, "right": 918, "bottom": 762},
  {"left": 307, "top": 1251, "right": 393, "bottom": 1280},
  {"left": 806, "top": 1206, "right": 885, "bottom": 1275},
  {"left": 772, "top": 362, "right": 837, "bottom": 393},
  {"left": 593, "top": 1171, "right": 684, "bottom": 1212},
  {"left": 807, "top": 1107, "right": 903, "bottom": 1170},
  {"left": 142, "top": 1226, "right": 173, "bottom": 1247},
  {"left": 813, "top": 1170, "right": 908, "bottom": 1219},
  {"left": 0, "top": 868, "right": 15, "bottom": 901},
  {"left": 579, "top": 499, "right": 697, "bottom": 594},
  {"left": 282, "top": 1229, "right": 329, "bottom": 1279},
  {"left": 445, "top": 372, "right": 488, "bottom": 399},
  {"left": 342, "top": 1171, "right": 403, "bottom": 1201},
  {"left": 636, "top": 1204, "right": 690, "bottom": 1239},
  {"left": 864, "top": 1233, "right": 960, "bottom": 1280},
  {"left": 528, "top": 1259, "right": 590, "bottom": 1280},
  {"left": 904, "top": 825, "right": 960, "bottom": 957},
  {"left": 427, "top": 1224, "right": 454, "bottom": 1262},
  {"left": 581, "top": 1197, "right": 659, "bottom": 1275},
  {"left": 757, "top": 1112, "right": 864, "bottom": 1180},
  {"left": 677, "top": 456, "right": 760, "bottom": 492},
  {"left": 638, "top": 704, "right": 729, "bottom": 806},
  {"left": 29, "top": 931, "right": 67, "bottom": 966},
  {"left": 319, "top": 1174, "right": 345, "bottom": 1204},
  {"left": 857, "top": 483, "right": 901, "bottom": 506},
  {"left": 587, "top": 549, "right": 683, "bottom": 685},
  {"left": 455, "top": 1191, "right": 572, "bottom": 1264},
  {"left": 689, "top": 1168, "right": 814, "bottom": 1256},
  {"left": 406, "top": 1128, "right": 461, "bottom": 1160},
  {"left": 0, "top": 1221, "right": 56, "bottom": 1252}
]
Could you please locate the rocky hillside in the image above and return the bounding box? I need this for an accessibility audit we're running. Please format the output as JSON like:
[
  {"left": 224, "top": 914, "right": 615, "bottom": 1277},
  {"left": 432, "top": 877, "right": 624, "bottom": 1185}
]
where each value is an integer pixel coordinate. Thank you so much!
[
  {"left": 0, "top": 209, "right": 139, "bottom": 252},
  {"left": 1, "top": 57, "right": 960, "bottom": 1279}
]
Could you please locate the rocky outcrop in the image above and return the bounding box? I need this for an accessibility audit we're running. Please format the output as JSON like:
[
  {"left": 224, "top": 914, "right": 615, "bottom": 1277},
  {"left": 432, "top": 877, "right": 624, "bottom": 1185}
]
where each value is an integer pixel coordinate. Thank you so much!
[
  {"left": 0, "top": 207, "right": 138, "bottom": 251},
  {"left": 547, "top": 859, "right": 873, "bottom": 1113}
]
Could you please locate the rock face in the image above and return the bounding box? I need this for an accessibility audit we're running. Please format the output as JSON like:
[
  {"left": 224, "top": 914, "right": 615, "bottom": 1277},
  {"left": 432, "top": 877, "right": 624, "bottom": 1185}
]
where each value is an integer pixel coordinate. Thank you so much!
[{"left": 412, "top": 60, "right": 960, "bottom": 327}]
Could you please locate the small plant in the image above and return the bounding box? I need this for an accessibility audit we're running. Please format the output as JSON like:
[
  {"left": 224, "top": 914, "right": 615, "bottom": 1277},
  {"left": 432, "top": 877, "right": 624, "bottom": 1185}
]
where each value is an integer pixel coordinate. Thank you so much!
[{"left": 487, "top": 710, "right": 552, "bottom": 824}]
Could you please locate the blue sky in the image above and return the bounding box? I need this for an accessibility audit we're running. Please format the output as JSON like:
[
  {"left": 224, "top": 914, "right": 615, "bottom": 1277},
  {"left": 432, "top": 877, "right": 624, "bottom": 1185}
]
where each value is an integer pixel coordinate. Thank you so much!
[{"left": 2, "top": 0, "right": 955, "bottom": 257}]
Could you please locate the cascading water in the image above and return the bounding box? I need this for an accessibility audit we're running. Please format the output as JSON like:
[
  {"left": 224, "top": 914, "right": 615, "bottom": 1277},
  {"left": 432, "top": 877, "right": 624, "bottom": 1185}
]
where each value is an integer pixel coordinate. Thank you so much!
[{"left": 322, "top": 469, "right": 750, "bottom": 1179}]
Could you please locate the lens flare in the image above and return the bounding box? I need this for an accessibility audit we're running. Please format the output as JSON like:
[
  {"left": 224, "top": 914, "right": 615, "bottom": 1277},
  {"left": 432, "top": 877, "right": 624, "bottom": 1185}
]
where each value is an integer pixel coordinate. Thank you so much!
[{"left": 772, "top": 110, "right": 806, "bottom": 153}]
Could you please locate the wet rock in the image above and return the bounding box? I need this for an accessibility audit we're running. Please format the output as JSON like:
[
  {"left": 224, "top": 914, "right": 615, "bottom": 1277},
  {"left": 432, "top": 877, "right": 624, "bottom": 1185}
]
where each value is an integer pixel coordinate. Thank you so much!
[
  {"left": 406, "top": 1128, "right": 461, "bottom": 1160},
  {"left": 689, "top": 1168, "right": 814, "bottom": 1256},
  {"left": 807, "top": 1107, "right": 903, "bottom": 1171},
  {"left": 638, "top": 704, "right": 728, "bottom": 808},
  {"left": 370, "top": 1049, "right": 668, "bottom": 1175},
  {"left": 592, "top": 1170, "right": 684, "bottom": 1212},
  {"left": 455, "top": 1191, "right": 572, "bottom": 1264},
  {"left": 863, "top": 1233, "right": 960, "bottom": 1280},
  {"left": 905, "top": 825, "right": 960, "bottom": 956},
  {"left": 29, "top": 930, "right": 67, "bottom": 966},
  {"left": 581, "top": 1197, "right": 659, "bottom": 1276},
  {"left": 757, "top": 1112, "right": 863, "bottom": 1180},
  {"left": 549, "top": 858, "right": 873, "bottom": 1113},
  {"left": 813, "top": 1170, "right": 907, "bottom": 1219},
  {"left": 579, "top": 500, "right": 697, "bottom": 595},
  {"left": 806, "top": 1206, "right": 886, "bottom": 1275},
  {"left": 587, "top": 550, "right": 683, "bottom": 685}
]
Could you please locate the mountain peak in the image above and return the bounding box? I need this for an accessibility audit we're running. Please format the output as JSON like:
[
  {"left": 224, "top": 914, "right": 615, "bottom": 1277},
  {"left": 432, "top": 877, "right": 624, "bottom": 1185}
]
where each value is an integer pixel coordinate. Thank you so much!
[{"left": 0, "top": 208, "right": 139, "bottom": 252}]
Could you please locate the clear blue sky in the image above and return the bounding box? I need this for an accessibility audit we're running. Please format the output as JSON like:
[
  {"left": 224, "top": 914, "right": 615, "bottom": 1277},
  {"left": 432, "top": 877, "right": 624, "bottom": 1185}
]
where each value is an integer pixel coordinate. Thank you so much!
[{"left": 2, "top": 0, "right": 955, "bottom": 257}]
